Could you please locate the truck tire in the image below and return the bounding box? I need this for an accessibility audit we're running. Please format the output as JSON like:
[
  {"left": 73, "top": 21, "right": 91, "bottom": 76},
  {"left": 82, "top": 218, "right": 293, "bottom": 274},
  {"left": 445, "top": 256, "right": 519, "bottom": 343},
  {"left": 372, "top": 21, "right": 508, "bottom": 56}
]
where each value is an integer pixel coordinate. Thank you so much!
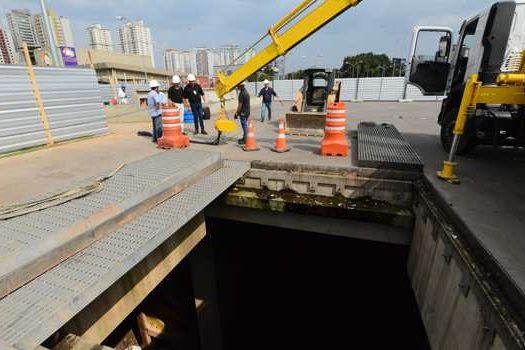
[{"left": 440, "top": 108, "right": 477, "bottom": 155}]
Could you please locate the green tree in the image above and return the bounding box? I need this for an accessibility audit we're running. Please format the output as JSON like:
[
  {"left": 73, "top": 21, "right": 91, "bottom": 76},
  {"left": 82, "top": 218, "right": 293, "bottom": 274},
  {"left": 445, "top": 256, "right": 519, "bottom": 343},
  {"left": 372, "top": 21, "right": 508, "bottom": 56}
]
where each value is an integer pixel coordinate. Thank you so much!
[
  {"left": 285, "top": 69, "right": 307, "bottom": 80},
  {"left": 247, "top": 64, "right": 277, "bottom": 82},
  {"left": 340, "top": 52, "right": 402, "bottom": 78}
]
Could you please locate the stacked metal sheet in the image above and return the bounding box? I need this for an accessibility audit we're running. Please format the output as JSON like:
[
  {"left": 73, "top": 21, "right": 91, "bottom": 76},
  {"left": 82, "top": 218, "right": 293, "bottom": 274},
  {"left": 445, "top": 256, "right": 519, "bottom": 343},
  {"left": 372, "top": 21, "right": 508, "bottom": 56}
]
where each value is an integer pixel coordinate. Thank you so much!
[
  {"left": 357, "top": 122, "right": 423, "bottom": 171},
  {"left": 0, "top": 65, "right": 109, "bottom": 154}
]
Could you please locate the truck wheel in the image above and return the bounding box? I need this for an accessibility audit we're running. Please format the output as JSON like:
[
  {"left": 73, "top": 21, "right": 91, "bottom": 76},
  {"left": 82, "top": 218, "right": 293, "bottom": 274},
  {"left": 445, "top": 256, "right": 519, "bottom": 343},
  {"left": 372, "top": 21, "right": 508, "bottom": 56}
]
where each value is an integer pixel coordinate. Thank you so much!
[{"left": 440, "top": 108, "right": 477, "bottom": 155}]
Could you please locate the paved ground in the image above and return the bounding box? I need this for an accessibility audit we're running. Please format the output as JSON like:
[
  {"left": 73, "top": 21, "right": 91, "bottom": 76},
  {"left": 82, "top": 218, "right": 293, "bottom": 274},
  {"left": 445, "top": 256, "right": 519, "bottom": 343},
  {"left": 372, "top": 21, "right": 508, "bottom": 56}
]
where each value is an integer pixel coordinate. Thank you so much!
[{"left": 1, "top": 100, "right": 524, "bottom": 305}]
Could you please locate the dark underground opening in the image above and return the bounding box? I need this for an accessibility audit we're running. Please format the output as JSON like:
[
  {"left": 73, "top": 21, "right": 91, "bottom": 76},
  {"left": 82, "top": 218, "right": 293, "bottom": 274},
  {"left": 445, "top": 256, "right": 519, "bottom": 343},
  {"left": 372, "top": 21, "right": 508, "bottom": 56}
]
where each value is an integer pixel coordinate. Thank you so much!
[
  {"left": 208, "top": 217, "right": 430, "bottom": 350},
  {"left": 74, "top": 213, "right": 430, "bottom": 350}
]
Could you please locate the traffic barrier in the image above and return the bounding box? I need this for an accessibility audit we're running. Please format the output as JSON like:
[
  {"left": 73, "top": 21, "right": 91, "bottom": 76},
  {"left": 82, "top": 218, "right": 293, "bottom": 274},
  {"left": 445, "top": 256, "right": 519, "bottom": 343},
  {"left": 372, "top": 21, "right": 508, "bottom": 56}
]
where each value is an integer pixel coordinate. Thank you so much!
[
  {"left": 320, "top": 102, "right": 349, "bottom": 156},
  {"left": 243, "top": 119, "right": 259, "bottom": 151},
  {"left": 158, "top": 104, "right": 189, "bottom": 149},
  {"left": 271, "top": 118, "right": 290, "bottom": 153}
]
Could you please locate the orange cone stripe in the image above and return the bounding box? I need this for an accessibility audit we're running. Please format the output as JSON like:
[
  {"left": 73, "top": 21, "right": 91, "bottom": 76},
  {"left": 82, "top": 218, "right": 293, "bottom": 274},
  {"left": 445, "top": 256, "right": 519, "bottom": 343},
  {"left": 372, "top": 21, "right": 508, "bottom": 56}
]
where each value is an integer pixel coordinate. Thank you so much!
[{"left": 321, "top": 102, "right": 349, "bottom": 157}]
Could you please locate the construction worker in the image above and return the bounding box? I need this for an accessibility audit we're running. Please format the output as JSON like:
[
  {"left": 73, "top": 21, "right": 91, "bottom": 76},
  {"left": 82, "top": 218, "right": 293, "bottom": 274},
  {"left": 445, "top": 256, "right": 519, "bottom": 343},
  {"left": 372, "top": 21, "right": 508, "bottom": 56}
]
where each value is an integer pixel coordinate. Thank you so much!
[
  {"left": 258, "top": 79, "right": 278, "bottom": 122},
  {"left": 183, "top": 74, "right": 208, "bottom": 135},
  {"left": 168, "top": 75, "right": 185, "bottom": 133},
  {"left": 235, "top": 81, "right": 250, "bottom": 144},
  {"left": 147, "top": 80, "right": 162, "bottom": 143}
]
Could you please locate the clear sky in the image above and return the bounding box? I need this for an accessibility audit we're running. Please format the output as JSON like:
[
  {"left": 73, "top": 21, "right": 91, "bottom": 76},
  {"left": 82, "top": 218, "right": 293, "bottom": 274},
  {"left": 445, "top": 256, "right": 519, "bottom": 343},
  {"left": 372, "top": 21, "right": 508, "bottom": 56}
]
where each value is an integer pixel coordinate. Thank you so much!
[{"left": 0, "top": 0, "right": 497, "bottom": 71}]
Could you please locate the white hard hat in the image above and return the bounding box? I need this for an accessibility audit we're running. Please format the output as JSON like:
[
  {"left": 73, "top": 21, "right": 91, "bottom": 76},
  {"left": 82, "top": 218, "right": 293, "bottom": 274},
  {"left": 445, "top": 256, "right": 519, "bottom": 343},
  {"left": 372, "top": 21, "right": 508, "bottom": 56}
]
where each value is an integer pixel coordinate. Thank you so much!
[
  {"left": 263, "top": 79, "right": 270, "bottom": 84},
  {"left": 149, "top": 80, "right": 160, "bottom": 88},
  {"left": 187, "top": 73, "right": 196, "bottom": 81},
  {"left": 239, "top": 81, "right": 246, "bottom": 86},
  {"left": 172, "top": 75, "right": 181, "bottom": 84}
]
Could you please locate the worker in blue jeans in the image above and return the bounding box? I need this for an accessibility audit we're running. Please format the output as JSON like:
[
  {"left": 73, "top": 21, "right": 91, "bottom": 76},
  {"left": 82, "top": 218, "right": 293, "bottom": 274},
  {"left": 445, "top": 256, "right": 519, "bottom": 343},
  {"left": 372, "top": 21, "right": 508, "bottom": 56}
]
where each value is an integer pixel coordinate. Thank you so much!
[
  {"left": 258, "top": 79, "right": 278, "bottom": 122},
  {"left": 183, "top": 73, "right": 208, "bottom": 135},
  {"left": 235, "top": 81, "right": 250, "bottom": 144},
  {"left": 146, "top": 80, "right": 162, "bottom": 142}
]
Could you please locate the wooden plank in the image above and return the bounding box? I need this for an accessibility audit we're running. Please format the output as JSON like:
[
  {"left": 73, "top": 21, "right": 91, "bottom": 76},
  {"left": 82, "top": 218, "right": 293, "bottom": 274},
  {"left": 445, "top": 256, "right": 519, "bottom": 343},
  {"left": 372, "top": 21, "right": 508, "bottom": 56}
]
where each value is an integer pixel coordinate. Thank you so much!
[{"left": 22, "top": 43, "right": 53, "bottom": 146}]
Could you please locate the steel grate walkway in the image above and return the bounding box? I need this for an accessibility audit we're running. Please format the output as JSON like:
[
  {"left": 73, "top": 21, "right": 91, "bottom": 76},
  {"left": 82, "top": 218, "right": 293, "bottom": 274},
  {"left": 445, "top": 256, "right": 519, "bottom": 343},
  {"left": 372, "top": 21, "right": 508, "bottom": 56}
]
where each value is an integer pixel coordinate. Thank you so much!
[
  {"left": 357, "top": 123, "right": 423, "bottom": 171},
  {"left": 0, "top": 151, "right": 249, "bottom": 350}
]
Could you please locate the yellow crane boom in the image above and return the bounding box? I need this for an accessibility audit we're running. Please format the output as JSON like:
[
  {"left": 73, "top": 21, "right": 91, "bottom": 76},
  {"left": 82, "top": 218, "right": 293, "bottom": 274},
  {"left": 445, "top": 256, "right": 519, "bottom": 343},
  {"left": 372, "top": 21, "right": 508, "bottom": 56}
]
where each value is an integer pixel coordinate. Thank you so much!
[{"left": 214, "top": 0, "right": 362, "bottom": 100}]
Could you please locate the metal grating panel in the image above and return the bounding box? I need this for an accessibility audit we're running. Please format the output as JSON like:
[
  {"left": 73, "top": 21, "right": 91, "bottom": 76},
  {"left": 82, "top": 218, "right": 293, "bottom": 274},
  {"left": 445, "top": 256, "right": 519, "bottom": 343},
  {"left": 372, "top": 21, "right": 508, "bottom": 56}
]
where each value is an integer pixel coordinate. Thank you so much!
[
  {"left": 0, "top": 150, "right": 219, "bottom": 258},
  {"left": 357, "top": 123, "right": 423, "bottom": 171},
  {"left": 0, "top": 157, "right": 249, "bottom": 349}
]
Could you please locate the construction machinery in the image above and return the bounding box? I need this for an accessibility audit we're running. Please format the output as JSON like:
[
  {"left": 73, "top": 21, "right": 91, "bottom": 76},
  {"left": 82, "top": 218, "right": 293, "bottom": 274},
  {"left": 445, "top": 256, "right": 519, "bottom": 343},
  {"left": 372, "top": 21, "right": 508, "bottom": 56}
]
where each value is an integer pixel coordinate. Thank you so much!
[
  {"left": 286, "top": 68, "right": 342, "bottom": 136},
  {"left": 406, "top": 1, "right": 525, "bottom": 155},
  {"left": 212, "top": 0, "right": 361, "bottom": 138},
  {"left": 405, "top": 1, "right": 525, "bottom": 182}
]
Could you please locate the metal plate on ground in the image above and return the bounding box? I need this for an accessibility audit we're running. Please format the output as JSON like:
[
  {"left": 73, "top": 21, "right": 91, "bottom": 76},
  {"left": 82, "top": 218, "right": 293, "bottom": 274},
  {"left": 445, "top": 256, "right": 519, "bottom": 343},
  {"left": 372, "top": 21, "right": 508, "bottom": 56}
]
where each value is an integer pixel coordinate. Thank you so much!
[
  {"left": 0, "top": 150, "right": 223, "bottom": 299},
  {"left": 357, "top": 122, "right": 423, "bottom": 171},
  {"left": 0, "top": 158, "right": 249, "bottom": 349}
]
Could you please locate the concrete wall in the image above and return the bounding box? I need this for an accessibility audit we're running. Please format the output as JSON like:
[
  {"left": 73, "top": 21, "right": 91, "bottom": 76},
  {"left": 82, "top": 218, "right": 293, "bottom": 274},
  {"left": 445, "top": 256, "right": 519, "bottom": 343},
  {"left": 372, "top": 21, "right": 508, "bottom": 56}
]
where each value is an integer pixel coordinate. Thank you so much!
[{"left": 408, "top": 184, "right": 522, "bottom": 350}]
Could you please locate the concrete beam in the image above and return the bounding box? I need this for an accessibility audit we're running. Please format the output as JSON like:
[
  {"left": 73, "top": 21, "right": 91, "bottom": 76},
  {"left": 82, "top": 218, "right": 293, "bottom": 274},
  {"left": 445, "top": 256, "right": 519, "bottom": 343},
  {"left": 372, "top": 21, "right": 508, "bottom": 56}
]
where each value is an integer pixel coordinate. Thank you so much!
[
  {"left": 59, "top": 214, "right": 206, "bottom": 344},
  {"left": 239, "top": 165, "right": 414, "bottom": 207},
  {"left": 206, "top": 204, "right": 411, "bottom": 246},
  {"left": 222, "top": 188, "right": 414, "bottom": 229}
]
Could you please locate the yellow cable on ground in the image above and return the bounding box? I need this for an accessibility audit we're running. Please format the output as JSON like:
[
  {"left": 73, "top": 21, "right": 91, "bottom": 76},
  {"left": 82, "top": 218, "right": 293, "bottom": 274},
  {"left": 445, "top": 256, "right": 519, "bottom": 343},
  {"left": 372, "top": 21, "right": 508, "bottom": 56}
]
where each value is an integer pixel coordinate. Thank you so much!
[{"left": 0, "top": 164, "right": 126, "bottom": 220}]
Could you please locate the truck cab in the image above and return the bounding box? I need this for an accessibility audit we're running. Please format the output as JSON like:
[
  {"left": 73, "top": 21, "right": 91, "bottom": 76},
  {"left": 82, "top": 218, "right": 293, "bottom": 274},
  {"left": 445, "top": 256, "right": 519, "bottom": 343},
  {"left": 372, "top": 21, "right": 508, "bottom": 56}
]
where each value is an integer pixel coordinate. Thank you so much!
[{"left": 406, "top": 1, "right": 525, "bottom": 153}]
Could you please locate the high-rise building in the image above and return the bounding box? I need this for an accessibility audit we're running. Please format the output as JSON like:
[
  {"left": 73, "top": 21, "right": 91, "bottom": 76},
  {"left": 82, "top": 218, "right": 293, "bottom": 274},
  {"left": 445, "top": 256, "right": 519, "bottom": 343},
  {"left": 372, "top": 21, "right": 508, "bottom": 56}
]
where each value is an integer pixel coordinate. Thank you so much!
[
  {"left": 6, "top": 9, "right": 40, "bottom": 50},
  {"left": 164, "top": 49, "right": 181, "bottom": 73},
  {"left": 164, "top": 45, "right": 256, "bottom": 77},
  {"left": 0, "top": 27, "right": 16, "bottom": 64},
  {"left": 33, "top": 14, "right": 48, "bottom": 48},
  {"left": 194, "top": 48, "right": 210, "bottom": 76},
  {"left": 87, "top": 24, "right": 113, "bottom": 52},
  {"left": 60, "top": 17, "right": 74, "bottom": 47},
  {"left": 164, "top": 48, "right": 196, "bottom": 74},
  {"left": 118, "top": 21, "right": 154, "bottom": 67}
]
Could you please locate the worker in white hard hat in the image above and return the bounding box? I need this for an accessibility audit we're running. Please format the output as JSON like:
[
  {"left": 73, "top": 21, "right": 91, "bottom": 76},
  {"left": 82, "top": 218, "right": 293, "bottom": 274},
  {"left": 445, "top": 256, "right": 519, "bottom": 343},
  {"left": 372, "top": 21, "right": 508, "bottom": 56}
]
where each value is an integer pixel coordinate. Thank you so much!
[
  {"left": 168, "top": 75, "right": 185, "bottom": 133},
  {"left": 258, "top": 79, "right": 279, "bottom": 122},
  {"left": 234, "top": 81, "right": 250, "bottom": 144},
  {"left": 183, "top": 73, "right": 208, "bottom": 135},
  {"left": 147, "top": 80, "right": 162, "bottom": 143}
]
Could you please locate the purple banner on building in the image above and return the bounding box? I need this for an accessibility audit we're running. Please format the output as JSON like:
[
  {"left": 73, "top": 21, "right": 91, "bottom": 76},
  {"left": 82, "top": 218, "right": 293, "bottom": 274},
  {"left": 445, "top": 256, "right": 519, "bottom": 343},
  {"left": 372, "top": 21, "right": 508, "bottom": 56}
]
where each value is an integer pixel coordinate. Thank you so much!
[{"left": 60, "top": 47, "right": 78, "bottom": 67}]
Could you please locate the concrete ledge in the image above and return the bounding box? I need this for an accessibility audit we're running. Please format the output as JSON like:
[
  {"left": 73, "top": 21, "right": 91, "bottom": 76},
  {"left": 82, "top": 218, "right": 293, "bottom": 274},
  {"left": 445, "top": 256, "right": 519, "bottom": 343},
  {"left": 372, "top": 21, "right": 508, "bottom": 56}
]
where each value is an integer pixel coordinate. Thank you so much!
[
  {"left": 221, "top": 188, "right": 414, "bottom": 229},
  {"left": 409, "top": 181, "right": 525, "bottom": 349},
  {"left": 206, "top": 204, "right": 411, "bottom": 246},
  {"left": 240, "top": 164, "right": 414, "bottom": 207}
]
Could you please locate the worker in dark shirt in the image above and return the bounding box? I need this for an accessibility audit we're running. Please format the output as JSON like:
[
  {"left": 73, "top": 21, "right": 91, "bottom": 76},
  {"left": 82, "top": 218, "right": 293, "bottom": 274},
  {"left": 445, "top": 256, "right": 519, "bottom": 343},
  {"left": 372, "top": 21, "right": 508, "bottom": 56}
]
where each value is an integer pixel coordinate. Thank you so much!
[
  {"left": 183, "top": 74, "right": 208, "bottom": 135},
  {"left": 168, "top": 75, "right": 185, "bottom": 133},
  {"left": 235, "top": 81, "right": 250, "bottom": 145},
  {"left": 258, "top": 79, "right": 278, "bottom": 122}
]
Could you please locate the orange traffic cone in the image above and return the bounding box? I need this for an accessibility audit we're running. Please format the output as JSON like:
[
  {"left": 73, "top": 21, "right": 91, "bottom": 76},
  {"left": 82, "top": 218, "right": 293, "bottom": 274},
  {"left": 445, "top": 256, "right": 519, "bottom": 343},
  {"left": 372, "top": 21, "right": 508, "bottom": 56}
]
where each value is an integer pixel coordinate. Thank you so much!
[
  {"left": 272, "top": 118, "right": 290, "bottom": 153},
  {"left": 243, "top": 119, "right": 259, "bottom": 151},
  {"left": 158, "top": 103, "right": 189, "bottom": 149},
  {"left": 321, "top": 102, "right": 349, "bottom": 156}
]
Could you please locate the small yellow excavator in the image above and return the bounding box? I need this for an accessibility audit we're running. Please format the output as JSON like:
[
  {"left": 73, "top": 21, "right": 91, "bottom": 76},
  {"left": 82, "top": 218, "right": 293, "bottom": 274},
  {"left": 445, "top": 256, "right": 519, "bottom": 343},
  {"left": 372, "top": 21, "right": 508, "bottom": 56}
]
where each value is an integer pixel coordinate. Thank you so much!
[
  {"left": 210, "top": 0, "right": 361, "bottom": 143},
  {"left": 286, "top": 68, "right": 342, "bottom": 136}
]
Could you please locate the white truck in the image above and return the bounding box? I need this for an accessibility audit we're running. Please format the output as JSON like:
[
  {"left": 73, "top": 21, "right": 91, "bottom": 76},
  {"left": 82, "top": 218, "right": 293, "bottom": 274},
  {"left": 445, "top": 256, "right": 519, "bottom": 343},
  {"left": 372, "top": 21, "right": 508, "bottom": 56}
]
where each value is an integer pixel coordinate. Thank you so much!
[{"left": 405, "top": 1, "right": 525, "bottom": 154}]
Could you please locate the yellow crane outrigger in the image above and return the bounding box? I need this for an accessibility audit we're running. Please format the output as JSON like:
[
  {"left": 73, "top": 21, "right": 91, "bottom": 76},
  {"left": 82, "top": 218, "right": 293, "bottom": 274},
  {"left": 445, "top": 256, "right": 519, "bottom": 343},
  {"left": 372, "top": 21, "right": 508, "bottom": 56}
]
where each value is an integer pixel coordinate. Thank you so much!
[
  {"left": 437, "top": 53, "right": 525, "bottom": 184},
  {"left": 211, "top": 0, "right": 362, "bottom": 140}
]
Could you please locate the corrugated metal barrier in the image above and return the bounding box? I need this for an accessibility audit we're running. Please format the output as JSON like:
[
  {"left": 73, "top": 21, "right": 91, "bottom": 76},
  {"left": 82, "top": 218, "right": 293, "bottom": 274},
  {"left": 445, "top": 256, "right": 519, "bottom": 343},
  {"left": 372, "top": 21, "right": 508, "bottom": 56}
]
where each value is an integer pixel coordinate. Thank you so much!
[
  {"left": 0, "top": 65, "right": 109, "bottom": 154},
  {"left": 245, "top": 77, "right": 444, "bottom": 102}
]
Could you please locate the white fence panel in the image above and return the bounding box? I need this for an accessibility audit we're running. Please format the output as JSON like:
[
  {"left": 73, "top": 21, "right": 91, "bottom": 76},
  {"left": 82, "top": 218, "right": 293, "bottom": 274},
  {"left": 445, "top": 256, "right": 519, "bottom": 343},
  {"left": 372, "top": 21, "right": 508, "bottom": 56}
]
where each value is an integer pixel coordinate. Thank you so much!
[
  {"left": 0, "top": 65, "right": 109, "bottom": 154},
  {"left": 243, "top": 77, "right": 444, "bottom": 102}
]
